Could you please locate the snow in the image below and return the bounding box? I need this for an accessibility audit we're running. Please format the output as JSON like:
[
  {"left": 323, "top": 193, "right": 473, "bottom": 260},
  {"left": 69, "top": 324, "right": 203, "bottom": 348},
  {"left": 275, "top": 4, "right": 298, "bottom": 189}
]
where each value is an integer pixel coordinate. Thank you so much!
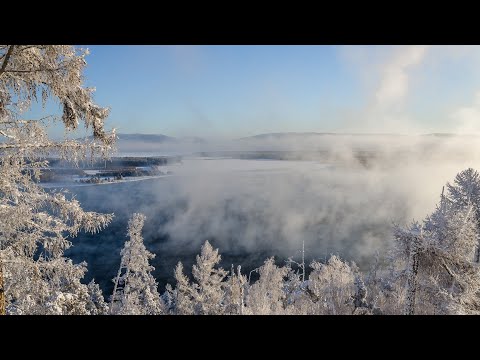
[{"left": 84, "top": 170, "right": 102, "bottom": 175}]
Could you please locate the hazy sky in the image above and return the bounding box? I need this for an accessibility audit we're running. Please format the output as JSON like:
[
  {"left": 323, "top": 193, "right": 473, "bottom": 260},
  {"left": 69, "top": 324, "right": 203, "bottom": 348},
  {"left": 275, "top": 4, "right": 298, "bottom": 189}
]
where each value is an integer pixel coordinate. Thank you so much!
[{"left": 33, "top": 45, "right": 480, "bottom": 139}]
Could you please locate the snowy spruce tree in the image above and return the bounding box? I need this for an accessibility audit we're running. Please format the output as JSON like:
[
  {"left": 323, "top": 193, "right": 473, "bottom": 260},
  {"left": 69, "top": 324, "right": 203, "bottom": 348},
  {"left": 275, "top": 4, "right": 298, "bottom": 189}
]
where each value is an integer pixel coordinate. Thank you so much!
[
  {"left": 86, "top": 280, "right": 109, "bottom": 315},
  {"left": 446, "top": 168, "right": 480, "bottom": 262},
  {"left": 223, "top": 265, "right": 247, "bottom": 315},
  {"left": 110, "top": 213, "right": 164, "bottom": 315},
  {"left": 446, "top": 168, "right": 480, "bottom": 211},
  {"left": 352, "top": 272, "right": 370, "bottom": 314},
  {"left": 190, "top": 240, "right": 227, "bottom": 315},
  {"left": 0, "top": 45, "right": 115, "bottom": 314},
  {"left": 172, "top": 262, "right": 195, "bottom": 315}
]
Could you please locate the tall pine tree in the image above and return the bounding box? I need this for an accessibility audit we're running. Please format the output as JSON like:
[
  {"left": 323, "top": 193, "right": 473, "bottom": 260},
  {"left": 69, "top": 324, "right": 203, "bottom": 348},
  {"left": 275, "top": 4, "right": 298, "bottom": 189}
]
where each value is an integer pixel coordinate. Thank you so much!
[{"left": 110, "top": 213, "right": 164, "bottom": 315}]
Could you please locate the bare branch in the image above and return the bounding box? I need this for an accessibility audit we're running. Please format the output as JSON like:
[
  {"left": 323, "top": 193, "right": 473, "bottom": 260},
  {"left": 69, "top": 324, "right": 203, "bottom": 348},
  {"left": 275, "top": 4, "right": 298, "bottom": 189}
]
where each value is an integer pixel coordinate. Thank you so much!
[
  {"left": 0, "top": 130, "right": 15, "bottom": 140},
  {"left": 0, "top": 141, "right": 108, "bottom": 151}
]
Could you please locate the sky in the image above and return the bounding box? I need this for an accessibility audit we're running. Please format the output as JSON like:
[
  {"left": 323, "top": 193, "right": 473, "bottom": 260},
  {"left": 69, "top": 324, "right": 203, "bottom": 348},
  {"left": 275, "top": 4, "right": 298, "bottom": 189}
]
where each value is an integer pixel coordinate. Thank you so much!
[{"left": 30, "top": 45, "right": 480, "bottom": 139}]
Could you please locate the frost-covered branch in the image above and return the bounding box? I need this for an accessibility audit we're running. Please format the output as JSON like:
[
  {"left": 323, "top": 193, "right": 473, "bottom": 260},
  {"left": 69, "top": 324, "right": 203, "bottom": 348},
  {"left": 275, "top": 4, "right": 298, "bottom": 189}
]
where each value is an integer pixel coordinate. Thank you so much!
[{"left": 0, "top": 45, "right": 14, "bottom": 76}]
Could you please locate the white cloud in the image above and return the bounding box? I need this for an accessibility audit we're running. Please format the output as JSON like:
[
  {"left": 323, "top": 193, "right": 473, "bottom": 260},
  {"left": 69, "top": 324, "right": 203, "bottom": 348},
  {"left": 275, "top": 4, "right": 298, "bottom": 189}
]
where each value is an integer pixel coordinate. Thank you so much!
[
  {"left": 374, "top": 45, "right": 429, "bottom": 110},
  {"left": 363, "top": 46, "right": 430, "bottom": 134},
  {"left": 337, "top": 45, "right": 430, "bottom": 133}
]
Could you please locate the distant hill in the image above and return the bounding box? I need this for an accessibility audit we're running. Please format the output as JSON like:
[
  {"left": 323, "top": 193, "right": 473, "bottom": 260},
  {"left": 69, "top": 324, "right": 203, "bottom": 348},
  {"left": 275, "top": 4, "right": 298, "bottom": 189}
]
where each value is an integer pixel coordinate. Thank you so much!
[
  {"left": 239, "top": 132, "right": 480, "bottom": 141},
  {"left": 76, "top": 132, "right": 480, "bottom": 153},
  {"left": 237, "top": 132, "right": 407, "bottom": 141},
  {"left": 421, "top": 133, "right": 480, "bottom": 137},
  {"left": 179, "top": 136, "right": 208, "bottom": 144},
  {"left": 239, "top": 132, "right": 335, "bottom": 140},
  {"left": 116, "top": 133, "right": 177, "bottom": 143}
]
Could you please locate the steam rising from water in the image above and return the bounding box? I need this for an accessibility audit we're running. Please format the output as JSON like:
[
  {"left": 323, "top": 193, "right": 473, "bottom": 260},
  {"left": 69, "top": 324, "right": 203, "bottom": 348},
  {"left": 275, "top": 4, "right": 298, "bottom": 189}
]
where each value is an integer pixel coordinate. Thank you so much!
[{"left": 66, "top": 134, "right": 480, "bottom": 292}]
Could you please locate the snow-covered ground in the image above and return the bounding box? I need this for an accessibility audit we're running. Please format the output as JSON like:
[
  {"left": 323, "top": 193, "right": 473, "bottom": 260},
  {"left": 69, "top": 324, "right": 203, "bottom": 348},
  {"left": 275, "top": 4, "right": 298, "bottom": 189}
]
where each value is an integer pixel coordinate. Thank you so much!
[{"left": 83, "top": 170, "right": 102, "bottom": 176}]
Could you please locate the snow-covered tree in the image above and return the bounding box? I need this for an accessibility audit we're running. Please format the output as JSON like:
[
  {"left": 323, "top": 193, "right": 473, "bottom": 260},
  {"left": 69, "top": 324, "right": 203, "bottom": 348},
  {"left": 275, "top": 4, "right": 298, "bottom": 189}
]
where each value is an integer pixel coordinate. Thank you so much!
[
  {"left": 282, "top": 264, "right": 312, "bottom": 315},
  {"left": 447, "top": 168, "right": 480, "bottom": 210},
  {"left": 307, "top": 255, "right": 356, "bottom": 315},
  {"left": 245, "top": 257, "right": 288, "bottom": 315},
  {"left": 0, "top": 45, "right": 116, "bottom": 314},
  {"left": 393, "top": 190, "right": 480, "bottom": 314},
  {"left": 446, "top": 168, "right": 480, "bottom": 262},
  {"left": 190, "top": 240, "right": 227, "bottom": 315},
  {"left": 352, "top": 272, "right": 370, "bottom": 314},
  {"left": 86, "top": 280, "right": 108, "bottom": 315},
  {"left": 361, "top": 252, "right": 401, "bottom": 315},
  {"left": 110, "top": 213, "right": 164, "bottom": 315},
  {"left": 172, "top": 262, "right": 195, "bottom": 315},
  {"left": 223, "top": 265, "right": 247, "bottom": 315},
  {"left": 161, "top": 283, "right": 175, "bottom": 314}
]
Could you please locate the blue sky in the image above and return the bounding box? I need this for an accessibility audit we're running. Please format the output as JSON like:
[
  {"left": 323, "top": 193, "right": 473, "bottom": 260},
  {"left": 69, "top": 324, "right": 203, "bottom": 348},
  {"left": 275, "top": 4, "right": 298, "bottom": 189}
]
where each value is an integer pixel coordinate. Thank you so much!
[{"left": 31, "top": 45, "right": 480, "bottom": 139}]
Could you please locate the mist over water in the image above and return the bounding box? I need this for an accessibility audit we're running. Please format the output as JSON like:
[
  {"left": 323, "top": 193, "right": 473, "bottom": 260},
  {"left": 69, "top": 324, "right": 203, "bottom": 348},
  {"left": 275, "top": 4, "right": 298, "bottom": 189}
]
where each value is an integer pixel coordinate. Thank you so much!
[{"left": 63, "top": 135, "right": 480, "bottom": 294}]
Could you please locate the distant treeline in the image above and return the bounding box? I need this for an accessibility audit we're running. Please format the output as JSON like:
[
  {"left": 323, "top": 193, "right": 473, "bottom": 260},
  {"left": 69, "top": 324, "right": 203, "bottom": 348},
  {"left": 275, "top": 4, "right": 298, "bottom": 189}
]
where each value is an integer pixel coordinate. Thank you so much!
[
  {"left": 35, "top": 156, "right": 180, "bottom": 182},
  {"left": 46, "top": 156, "right": 182, "bottom": 169}
]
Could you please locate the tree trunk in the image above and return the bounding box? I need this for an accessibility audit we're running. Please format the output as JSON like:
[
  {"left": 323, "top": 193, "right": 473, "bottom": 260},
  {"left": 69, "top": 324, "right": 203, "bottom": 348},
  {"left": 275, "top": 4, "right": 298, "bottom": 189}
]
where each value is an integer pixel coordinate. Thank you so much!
[
  {"left": 405, "top": 247, "right": 420, "bottom": 315},
  {"left": 301, "top": 240, "right": 305, "bottom": 283},
  {"left": 475, "top": 231, "right": 480, "bottom": 263},
  {"left": 0, "top": 258, "right": 5, "bottom": 315},
  {"left": 110, "top": 259, "right": 124, "bottom": 314}
]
